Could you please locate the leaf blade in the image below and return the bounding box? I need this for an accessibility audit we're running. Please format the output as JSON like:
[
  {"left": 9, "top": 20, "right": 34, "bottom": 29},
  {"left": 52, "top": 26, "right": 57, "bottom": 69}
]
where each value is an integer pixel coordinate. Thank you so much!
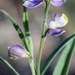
[
  {"left": 41, "top": 33, "right": 75, "bottom": 75},
  {"left": 53, "top": 38, "right": 75, "bottom": 75},
  {"left": 0, "top": 56, "right": 20, "bottom": 75},
  {"left": 0, "top": 10, "right": 29, "bottom": 50}
]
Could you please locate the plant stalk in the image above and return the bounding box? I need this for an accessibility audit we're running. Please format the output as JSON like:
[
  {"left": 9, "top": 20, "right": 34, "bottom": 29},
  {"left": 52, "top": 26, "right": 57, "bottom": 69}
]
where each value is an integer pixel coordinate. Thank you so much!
[
  {"left": 36, "top": 0, "right": 50, "bottom": 75},
  {"left": 22, "top": 0, "right": 35, "bottom": 75}
]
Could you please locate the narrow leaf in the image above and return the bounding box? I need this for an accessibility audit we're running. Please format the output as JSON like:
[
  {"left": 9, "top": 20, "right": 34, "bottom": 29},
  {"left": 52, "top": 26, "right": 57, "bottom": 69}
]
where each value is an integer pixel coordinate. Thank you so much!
[
  {"left": 0, "top": 56, "right": 19, "bottom": 75},
  {"left": 53, "top": 38, "right": 75, "bottom": 75},
  {"left": 41, "top": 32, "right": 75, "bottom": 75},
  {"left": 0, "top": 10, "right": 28, "bottom": 49}
]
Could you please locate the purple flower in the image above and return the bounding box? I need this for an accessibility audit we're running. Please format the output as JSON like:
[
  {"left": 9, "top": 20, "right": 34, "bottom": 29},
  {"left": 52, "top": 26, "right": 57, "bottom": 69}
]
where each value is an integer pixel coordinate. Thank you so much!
[
  {"left": 23, "top": 0, "right": 43, "bottom": 8},
  {"left": 23, "top": 0, "right": 66, "bottom": 8},
  {"left": 49, "top": 13, "right": 68, "bottom": 29},
  {"left": 45, "top": 13, "right": 68, "bottom": 36},
  {"left": 50, "top": 0, "right": 66, "bottom": 6},
  {"left": 8, "top": 44, "right": 29, "bottom": 60}
]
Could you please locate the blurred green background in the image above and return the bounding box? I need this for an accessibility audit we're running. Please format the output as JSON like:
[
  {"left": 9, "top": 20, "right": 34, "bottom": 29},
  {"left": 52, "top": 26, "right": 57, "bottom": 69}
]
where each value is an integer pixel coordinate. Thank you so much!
[{"left": 0, "top": 0, "right": 75, "bottom": 75}]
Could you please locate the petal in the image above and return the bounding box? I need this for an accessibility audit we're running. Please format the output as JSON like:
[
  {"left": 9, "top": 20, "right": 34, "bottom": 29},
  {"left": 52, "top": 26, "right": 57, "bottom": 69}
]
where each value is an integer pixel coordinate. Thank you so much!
[
  {"left": 48, "top": 29, "right": 65, "bottom": 36},
  {"left": 8, "top": 44, "right": 29, "bottom": 60},
  {"left": 23, "top": 0, "right": 43, "bottom": 8},
  {"left": 54, "top": 13, "right": 59, "bottom": 19},
  {"left": 48, "top": 21, "right": 57, "bottom": 29},
  {"left": 50, "top": 0, "right": 66, "bottom": 6},
  {"left": 55, "top": 13, "right": 68, "bottom": 27},
  {"left": 48, "top": 13, "right": 68, "bottom": 29},
  {"left": 62, "top": 14, "right": 68, "bottom": 25}
]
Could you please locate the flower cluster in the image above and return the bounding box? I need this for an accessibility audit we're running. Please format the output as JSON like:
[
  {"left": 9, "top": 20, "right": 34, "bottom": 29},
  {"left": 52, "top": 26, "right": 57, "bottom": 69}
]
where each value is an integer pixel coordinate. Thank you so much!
[
  {"left": 23, "top": 0, "right": 68, "bottom": 36},
  {"left": 45, "top": 13, "right": 68, "bottom": 36},
  {"left": 7, "top": 0, "right": 68, "bottom": 59},
  {"left": 23, "top": 0, "right": 66, "bottom": 8}
]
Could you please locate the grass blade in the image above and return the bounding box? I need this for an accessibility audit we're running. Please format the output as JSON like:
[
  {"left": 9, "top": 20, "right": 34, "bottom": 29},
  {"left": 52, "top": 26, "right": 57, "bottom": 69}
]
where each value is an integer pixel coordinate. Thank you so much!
[
  {"left": 0, "top": 56, "right": 19, "bottom": 75},
  {"left": 0, "top": 10, "right": 29, "bottom": 49},
  {"left": 41, "top": 33, "right": 75, "bottom": 75},
  {"left": 53, "top": 38, "right": 75, "bottom": 75}
]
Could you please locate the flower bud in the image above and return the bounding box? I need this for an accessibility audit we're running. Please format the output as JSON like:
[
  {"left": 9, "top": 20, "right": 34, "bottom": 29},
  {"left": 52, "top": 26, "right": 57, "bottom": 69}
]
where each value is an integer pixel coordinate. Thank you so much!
[{"left": 8, "top": 44, "right": 29, "bottom": 60}]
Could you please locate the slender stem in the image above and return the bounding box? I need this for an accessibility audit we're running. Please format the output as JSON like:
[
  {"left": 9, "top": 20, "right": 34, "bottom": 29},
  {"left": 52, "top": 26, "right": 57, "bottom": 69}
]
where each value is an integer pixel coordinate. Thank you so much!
[
  {"left": 22, "top": 0, "right": 30, "bottom": 52},
  {"left": 23, "top": 5, "right": 29, "bottom": 36},
  {"left": 0, "top": 56, "right": 19, "bottom": 75},
  {"left": 22, "top": 1, "right": 35, "bottom": 75},
  {"left": 22, "top": 0, "right": 30, "bottom": 51},
  {"left": 29, "top": 57, "right": 35, "bottom": 75},
  {"left": 36, "top": 0, "right": 50, "bottom": 75}
]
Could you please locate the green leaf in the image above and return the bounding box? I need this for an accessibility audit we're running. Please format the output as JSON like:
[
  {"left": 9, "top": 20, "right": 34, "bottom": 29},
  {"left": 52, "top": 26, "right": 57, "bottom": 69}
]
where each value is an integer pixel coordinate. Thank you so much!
[
  {"left": 53, "top": 38, "right": 75, "bottom": 75},
  {"left": 0, "top": 10, "right": 28, "bottom": 49},
  {"left": 41, "top": 32, "right": 75, "bottom": 75},
  {"left": 0, "top": 56, "right": 19, "bottom": 75}
]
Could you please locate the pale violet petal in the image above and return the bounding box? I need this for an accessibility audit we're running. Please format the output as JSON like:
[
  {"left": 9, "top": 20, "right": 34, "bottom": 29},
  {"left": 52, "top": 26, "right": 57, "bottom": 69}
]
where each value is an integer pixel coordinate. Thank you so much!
[
  {"left": 23, "top": 0, "right": 43, "bottom": 8},
  {"left": 55, "top": 17, "right": 66, "bottom": 27},
  {"left": 55, "top": 14, "right": 68, "bottom": 27},
  {"left": 48, "top": 21, "right": 57, "bottom": 29},
  {"left": 54, "top": 13, "right": 60, "bottom": 20},
  {"left": 50, "top": 0, "right": 66, "bottom": 6}
]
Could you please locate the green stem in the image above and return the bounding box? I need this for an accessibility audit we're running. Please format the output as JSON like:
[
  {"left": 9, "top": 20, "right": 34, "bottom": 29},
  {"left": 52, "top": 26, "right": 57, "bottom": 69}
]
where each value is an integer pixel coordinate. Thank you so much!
[
  {"left": 22, "top": 1, "right": 35, "bottom": 75},
  {"left": 0, "top": 56, "right": 19, "bottom": 75},
  {"left": 29, "top": 57, "right": 35, "bottom": 75},
  {"left": 36, "top": 0, "right": 50, "bottom": 75},
  {"left": 23, "top": 0, "right": 30, "bottom": 52}
]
